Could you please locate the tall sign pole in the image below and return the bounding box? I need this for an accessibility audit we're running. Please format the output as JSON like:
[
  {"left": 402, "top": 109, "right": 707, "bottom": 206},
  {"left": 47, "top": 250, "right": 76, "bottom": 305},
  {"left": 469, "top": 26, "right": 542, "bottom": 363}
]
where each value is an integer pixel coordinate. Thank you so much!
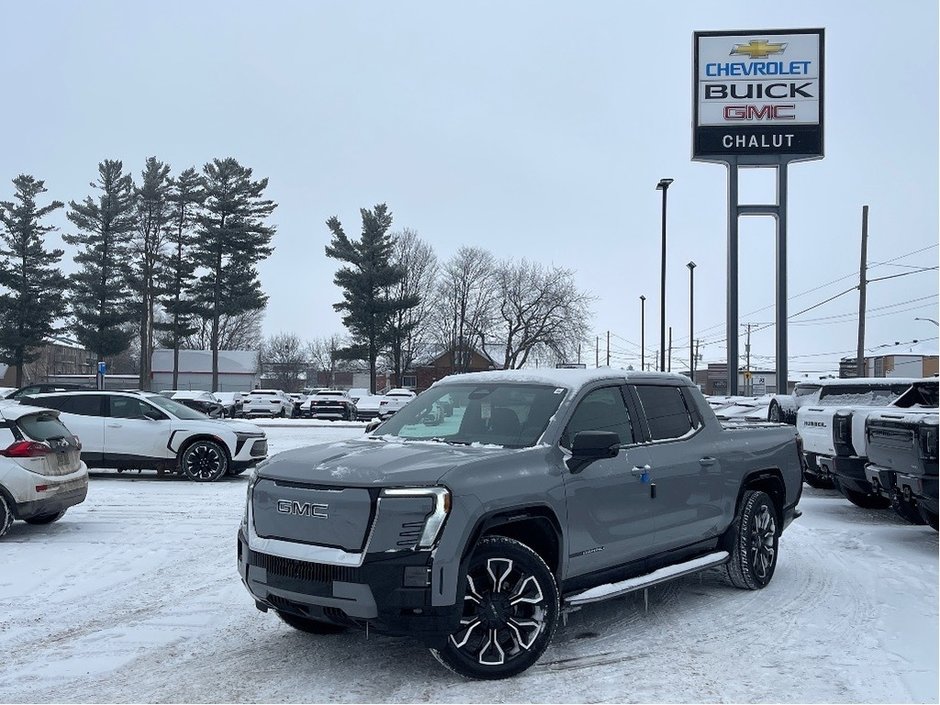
[{"left": 692, "top": 28, "right": 825, "bottom": 394}]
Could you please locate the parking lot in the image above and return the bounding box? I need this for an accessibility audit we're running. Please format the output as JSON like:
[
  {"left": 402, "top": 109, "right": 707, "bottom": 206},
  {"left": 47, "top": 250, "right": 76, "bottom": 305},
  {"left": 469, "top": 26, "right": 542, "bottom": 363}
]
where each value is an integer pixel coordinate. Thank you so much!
[{"left": 0, "top": 421, "right": 936, "bottom": 703}]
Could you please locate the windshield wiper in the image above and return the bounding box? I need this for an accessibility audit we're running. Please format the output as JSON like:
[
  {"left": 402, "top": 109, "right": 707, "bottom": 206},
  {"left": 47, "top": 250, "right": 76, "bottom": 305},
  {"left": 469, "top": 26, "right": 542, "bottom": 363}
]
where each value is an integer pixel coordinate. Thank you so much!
[{"left": 427, "top": 437, "right": 471, "bottom": 446}]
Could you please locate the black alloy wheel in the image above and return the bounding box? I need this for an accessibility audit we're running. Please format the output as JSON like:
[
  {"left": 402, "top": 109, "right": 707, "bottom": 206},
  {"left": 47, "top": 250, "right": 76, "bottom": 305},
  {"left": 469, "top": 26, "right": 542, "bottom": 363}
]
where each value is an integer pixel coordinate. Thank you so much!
[
  {"left": 24, "top": 510, "right": 67, "bottom": 525},
  {"left": 180, "top": 439, "right": 229, "bottom": 482},
  {"left": 431, "top": 536, "right": 559, "bottom": 680},
  {"left": 725, "top": 489, "right": 779, "bottom": 590}
]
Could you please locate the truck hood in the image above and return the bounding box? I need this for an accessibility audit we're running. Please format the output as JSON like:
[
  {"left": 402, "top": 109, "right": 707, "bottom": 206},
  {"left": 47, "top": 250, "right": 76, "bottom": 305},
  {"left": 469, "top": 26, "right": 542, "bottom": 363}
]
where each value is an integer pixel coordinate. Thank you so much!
[{"left": 257, "top": 437, "right": 509, "bottom": 486}]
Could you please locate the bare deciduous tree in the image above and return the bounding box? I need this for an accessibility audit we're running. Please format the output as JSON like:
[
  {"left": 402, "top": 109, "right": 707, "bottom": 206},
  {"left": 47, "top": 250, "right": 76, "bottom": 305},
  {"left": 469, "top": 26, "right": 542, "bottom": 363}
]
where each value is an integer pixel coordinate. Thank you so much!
[
  {"left": 386, "top": 229, "right": 438, "bottom": 385},
  {"left": 178, "top": 309, "right": 264, "bottom": 352},
  {"left": 434, "top": 246, "right": 495, "bottom": 372},
  {"left": 484, "top": 259, "right": 593, "bottom": 369},
  {"left": 307, "top": 334, "right": 350, "bottom": 388},
  {"left": 260, "top": 332, "right": 307, "bottom": 392}
]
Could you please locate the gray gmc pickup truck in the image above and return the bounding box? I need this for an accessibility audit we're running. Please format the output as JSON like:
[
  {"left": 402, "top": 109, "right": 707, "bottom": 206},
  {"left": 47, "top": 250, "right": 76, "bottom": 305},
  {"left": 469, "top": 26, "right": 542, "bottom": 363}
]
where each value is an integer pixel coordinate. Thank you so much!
[{"left": 238, "top": 369, "right": 802, "bottom": 679}]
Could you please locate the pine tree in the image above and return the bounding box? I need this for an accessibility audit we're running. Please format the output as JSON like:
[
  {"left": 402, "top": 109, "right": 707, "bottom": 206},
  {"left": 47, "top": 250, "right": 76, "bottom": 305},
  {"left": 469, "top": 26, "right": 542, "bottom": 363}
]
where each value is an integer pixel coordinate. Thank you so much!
[
  {"left": 131, "top": 157, "right": 171, "bottom": 390},
  {"left": 193, "top": 158, "right": 276, "bottom": 391},
  {"left": 0, "top": 175, "right": 68, "bottom": 386},
  {"left": 64, "top": 160, "right": 137, "bottom": 362},
  {"left": 325, "top": 204, "right": 418, "bottom": 394},
  {"left": 156, "top": 167, "right": 203, "bottom": 389}
]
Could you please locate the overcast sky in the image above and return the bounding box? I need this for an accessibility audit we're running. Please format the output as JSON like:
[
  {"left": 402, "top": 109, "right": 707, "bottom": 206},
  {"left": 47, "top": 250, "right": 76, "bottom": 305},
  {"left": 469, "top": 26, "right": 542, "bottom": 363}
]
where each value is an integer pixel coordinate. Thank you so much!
[{"left": 2, "top": 0, "right": 937, "bottom": 378}]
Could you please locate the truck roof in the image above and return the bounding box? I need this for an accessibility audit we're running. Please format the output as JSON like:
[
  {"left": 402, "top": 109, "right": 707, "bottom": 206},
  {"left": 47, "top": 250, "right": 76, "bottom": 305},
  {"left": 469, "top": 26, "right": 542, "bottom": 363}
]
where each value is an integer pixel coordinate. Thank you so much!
[{"left": 431, "top": 367, "right": 691, "bottom": 391}]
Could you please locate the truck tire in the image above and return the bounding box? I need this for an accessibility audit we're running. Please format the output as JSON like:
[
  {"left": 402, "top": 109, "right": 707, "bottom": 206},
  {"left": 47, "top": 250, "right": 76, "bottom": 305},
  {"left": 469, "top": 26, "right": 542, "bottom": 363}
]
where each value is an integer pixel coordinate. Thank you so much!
[
  {"left": 724, "top": 490, "right": 779, "bottom": 590},
  {"left": 0, "top": 493, "right": 12, "bottom": 539},
  {"left": 430, "top": 536, "right": 559, "bottom": 680},
  {"left": 891, "top": 493, "right": 927, "bottom": 525},
  {"left": 24, "top": 509, "right": 67, "bottom": 525},
  {"left": 276, "top": 610, "right": 346, "bottom": 634},
  {"left": 180, "top": 439, "right": 229, "bottom": 482},
  {"left": 839, "top": 486, "right": 891, "bottom": 510}
]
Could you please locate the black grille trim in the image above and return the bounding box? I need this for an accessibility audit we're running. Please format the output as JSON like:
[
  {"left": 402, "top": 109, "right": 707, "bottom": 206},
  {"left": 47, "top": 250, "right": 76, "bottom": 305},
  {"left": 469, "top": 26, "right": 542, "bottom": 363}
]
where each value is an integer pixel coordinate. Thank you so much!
[{"left": 247, "top": 548, "right": 361, "bottom": 583}]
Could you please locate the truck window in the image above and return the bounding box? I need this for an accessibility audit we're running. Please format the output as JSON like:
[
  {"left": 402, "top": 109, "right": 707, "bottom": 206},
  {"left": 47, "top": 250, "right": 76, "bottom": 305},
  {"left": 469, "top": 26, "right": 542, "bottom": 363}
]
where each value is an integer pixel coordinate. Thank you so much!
[
  {"left": 634, "top": 385, "right": 695, "bottom": 441},
  {"left": 560, "top": 386, "right": 634, "bottom": 450}
]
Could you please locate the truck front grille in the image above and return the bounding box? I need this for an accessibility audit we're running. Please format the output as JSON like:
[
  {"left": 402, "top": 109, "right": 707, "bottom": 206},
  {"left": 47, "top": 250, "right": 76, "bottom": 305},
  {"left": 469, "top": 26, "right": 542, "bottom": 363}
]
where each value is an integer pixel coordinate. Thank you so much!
[{"left": 246, "top": 547, "right": 361, "bottom": 584}]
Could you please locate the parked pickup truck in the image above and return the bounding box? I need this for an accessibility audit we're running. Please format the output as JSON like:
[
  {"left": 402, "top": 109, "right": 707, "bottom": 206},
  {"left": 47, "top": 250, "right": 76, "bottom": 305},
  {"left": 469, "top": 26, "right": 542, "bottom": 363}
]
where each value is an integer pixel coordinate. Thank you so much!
[
  {"left": 864, "top": 380, "right": 939, "bottom": 529},
  {"left": 795, "top": 378, "right": 916, "bottom": 490},
  {"left": 238, "top": 369, "right": 802, "bottom": 679}
]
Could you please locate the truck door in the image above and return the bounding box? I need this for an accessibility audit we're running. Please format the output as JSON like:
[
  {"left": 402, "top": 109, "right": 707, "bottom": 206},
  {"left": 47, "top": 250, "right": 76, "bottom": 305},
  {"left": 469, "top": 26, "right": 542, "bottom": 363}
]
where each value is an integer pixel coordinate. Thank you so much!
[
  {"left": 629, "top": 384, "right": 725, "bottom": 553},
  {"left": 560, "top": 385, "right": 654, "bottom": 578}
]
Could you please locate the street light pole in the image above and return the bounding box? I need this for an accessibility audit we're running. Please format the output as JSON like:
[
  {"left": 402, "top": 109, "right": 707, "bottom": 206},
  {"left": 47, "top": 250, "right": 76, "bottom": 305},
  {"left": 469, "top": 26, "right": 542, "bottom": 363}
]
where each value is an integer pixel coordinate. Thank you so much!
[
  {"left": 640, "top": 295, "right": 646, "bottom": 371},
  {"left": 687, "top": 261, "right": 696, "bottom": 379},
  {"left": 656, "top": 178, "right": 674, "bottom": 374}
]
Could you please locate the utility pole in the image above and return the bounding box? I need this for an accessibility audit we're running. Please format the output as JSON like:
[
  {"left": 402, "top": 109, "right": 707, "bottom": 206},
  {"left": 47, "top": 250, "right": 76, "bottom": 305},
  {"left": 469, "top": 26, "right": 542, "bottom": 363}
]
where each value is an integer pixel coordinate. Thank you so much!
[
  {"left": 595, "top": 336, "right": 599, "bottom": 368},
  {"left": 694, "top": 339, "right": 701, "bottom": 376},
  {"left": 654, "top": 350, "right": 658, "bottom": 371},
  {"left": 856, "top": 205, "right": 869, "bottom": 378},
  {"left": 577, "top": 343, "right": 581, "bottom": 365},
  {"left": 640, "top": 295, "right": 647, "bottom": 372},
  {"left": 668, "top": 326, "right": 673, "bottom": 373},
  {"left": 744, "top": 323, "right": 752, "bottom": 395},
  {"left": 606, "top": 331, "right": 610, "bottom": 367}
]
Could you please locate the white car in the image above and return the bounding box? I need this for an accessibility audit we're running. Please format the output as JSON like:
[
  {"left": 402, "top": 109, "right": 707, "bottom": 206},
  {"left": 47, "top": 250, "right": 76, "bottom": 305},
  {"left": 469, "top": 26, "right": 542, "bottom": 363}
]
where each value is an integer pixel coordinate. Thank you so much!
[
  {"left": 23, "top": 390, "right": 267, "bottom": 482},
  {"left": 242, "top": 389, "right": 294, "bottom": 418},
  {"left": 377, "top": 388, "right": 417, "bottom": 418},
  {"left": 0, "top": 402, "right": 88, "bottom": 538}
]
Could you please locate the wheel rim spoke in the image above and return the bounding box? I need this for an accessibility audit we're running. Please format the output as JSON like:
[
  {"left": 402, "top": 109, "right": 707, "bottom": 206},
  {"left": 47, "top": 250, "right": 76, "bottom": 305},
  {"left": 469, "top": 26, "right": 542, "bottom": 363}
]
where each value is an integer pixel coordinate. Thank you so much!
[
  {"left": 486, "top": 558, "right": 513, "bottom": 593},
  {"left": 465, "top": 575, "right": 482, "bottom": 604},
  {"left": 507, "top": 617, "right": 541, "bottom": 650},
  {"left": 509, "top": 574, "right": 544, "bottom": 605},
  {"left": 478, "top": 628, "right": 505, "bottom": 666},
  {"left": 449, "top": 617, "right": 482, "bottom": 648}
]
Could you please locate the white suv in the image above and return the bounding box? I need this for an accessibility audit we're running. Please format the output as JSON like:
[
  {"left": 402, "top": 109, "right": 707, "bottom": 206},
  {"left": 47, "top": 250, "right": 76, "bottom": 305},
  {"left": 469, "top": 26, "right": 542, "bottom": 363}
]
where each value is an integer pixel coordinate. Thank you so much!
[
  {"left": 24, "top": 391, "right": 267, "bottom": 482},
  {"left": 242, "top": 389, "right": 294, "bottom": 418},
  {"left": 378, "top": 388, "right": 417, "bottom": 418},
  {"left": 0, "top": 402, "right": 88, "bottom": 538}
]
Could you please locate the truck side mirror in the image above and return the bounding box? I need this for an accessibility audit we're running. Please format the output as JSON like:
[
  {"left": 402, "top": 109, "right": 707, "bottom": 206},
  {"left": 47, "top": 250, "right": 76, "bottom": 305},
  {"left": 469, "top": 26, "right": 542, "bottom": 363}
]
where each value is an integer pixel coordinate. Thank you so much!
[{"left": 567, "top": 431, "right": 621, "bottom": 474}]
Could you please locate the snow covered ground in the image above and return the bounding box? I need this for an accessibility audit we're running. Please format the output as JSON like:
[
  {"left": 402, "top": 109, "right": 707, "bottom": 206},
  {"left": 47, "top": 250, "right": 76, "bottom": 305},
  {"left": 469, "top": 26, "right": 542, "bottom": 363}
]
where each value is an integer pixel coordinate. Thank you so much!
[{"left": 0, "top": 421, "right": 936, "bottom": 703}]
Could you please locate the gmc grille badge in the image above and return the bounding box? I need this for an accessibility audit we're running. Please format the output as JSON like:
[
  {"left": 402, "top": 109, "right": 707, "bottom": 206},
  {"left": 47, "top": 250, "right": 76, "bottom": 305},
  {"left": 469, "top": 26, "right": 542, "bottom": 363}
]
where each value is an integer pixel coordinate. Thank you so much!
[{"left": 276, "top": 500, "right": 329, "bottom": 519}]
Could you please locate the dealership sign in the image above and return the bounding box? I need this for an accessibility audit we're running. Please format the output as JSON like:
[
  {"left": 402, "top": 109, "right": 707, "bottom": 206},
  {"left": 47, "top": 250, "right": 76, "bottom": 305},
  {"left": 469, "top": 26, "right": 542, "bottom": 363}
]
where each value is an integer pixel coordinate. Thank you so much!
[{"left": 693, "top": 28, "right": 824, "bottom": 162}]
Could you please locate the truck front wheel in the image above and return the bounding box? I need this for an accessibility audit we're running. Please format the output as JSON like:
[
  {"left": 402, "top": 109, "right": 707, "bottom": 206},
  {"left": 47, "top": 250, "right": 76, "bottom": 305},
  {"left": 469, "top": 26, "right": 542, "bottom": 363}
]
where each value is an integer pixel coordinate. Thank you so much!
[
  {"left": 430, "top": 536, "right": 559, "bottom": 680},
  {"left": 724, "top": 489, "right": 779, "bottom": 590}
]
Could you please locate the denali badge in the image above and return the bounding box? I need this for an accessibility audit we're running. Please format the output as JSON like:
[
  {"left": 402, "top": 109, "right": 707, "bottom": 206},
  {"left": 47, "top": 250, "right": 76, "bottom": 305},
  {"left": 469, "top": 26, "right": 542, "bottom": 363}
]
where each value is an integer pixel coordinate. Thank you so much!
[{"left": 276, "top": 500, "right": 328, "bottom": 519}]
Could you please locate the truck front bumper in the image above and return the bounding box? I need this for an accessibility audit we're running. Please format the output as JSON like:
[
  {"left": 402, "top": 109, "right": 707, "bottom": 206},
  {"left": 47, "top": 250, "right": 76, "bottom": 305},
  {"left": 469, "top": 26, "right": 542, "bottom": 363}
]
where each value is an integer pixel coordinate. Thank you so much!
[
  {"left": 237, "top": 529, "right": 459, "bottom": 644},
  {"left": 894, "top": 473, "right": 939, "bottom": 515}
]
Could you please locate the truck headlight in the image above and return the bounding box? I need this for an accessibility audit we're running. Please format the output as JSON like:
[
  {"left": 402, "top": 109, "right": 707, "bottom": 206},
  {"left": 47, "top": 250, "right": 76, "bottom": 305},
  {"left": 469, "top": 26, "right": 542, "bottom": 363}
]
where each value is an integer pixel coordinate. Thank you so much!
[{"left": 381, "top": 487, "right": 451, "bottom": 548}]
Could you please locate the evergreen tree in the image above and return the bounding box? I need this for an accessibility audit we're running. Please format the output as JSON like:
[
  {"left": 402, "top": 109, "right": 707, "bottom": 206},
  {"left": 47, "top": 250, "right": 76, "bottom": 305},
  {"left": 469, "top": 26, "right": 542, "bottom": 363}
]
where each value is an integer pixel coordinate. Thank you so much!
[
  {"left": 64, "top": 160, "right": 137, "bottom": 362},
  {"left": 0, "top": 175, "right": 68, "bottom": 386},
  {"left": 156, "top": 167, "right": 203, "bottom": 389},
  {"left": 193, "top": 158, "right": 276, "bottom": 391},
  {"left": 325, "top": 204, "right": 418, "bottom": 394},
  {"left": 131, "top": 157, "right": 171, "bottom": 390}
]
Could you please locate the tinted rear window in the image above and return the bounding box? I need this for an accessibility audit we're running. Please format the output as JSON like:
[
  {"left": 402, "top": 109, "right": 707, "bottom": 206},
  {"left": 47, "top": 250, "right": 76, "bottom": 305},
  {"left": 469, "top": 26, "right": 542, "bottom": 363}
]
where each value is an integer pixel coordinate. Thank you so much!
[
  {"left": 634, "top": 385, "right": 695, "bottom": 441},
  {"left": 18, "top": 412, "right": 72, "bottom": 441}
]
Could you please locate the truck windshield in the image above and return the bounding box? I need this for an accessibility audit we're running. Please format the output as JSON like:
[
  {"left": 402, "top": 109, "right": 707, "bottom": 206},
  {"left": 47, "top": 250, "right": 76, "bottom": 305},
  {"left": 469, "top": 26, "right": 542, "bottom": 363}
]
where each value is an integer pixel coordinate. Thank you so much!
[{"left": 374, "top": 383, "right": 567, "bottom": 448}]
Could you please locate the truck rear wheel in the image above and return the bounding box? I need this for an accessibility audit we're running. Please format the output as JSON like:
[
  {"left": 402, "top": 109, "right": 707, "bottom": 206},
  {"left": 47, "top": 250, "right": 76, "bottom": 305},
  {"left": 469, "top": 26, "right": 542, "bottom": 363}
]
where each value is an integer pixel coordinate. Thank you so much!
[
  {"left": 920, "top": 507, "right": 939, "bottom": 531},
  {"left": 724, "top": 490, "right": 779, "bottom": 590},
  {"left": 431, "top": 536, "right": 559, "bottom": 680}
]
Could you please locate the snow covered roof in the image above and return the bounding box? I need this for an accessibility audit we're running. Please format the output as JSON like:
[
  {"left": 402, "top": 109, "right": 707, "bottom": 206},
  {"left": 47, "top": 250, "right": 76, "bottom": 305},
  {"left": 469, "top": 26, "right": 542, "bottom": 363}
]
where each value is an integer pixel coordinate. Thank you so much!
[
  {"left": 817, "top": 376, "right": 919, "bottom": 388},
  {"left": 43, "top": 335, "right": 86, "bottom": 351},
  {"left": 430, "top": 367, "right": 689, "bottom": 390}
]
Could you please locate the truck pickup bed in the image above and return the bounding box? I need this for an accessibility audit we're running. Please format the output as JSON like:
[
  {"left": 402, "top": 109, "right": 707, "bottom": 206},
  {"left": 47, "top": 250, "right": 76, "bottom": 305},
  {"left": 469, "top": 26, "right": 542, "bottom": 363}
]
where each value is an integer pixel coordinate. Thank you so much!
[{"left": 238, "top": 368, "right": 801, "bottom": 679}]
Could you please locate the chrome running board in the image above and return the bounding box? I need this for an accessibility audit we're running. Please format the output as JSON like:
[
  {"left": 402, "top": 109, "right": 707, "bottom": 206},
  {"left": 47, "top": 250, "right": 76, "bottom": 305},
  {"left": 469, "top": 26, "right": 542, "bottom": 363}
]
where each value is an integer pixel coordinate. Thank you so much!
[{"left": 565, "top": 551, "right": 730, "bottom": 606}]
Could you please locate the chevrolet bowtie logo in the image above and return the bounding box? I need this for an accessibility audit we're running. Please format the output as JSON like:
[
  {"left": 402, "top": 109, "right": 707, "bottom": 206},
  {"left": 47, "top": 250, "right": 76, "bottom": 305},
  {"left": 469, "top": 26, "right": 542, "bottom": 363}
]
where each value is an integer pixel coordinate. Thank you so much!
[{"left": 730, "top": 39, "right": 787, "bottom": 59}]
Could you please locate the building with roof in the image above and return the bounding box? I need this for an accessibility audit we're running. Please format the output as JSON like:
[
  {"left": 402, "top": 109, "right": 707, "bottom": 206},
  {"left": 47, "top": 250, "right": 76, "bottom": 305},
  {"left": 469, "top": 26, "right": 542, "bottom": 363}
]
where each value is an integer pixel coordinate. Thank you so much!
[
  {"left": 151, "top": 349, "right": 260, "bottom": 392},
  {"left": 839, "top": 340, "right": 939, "bottom": 379}
]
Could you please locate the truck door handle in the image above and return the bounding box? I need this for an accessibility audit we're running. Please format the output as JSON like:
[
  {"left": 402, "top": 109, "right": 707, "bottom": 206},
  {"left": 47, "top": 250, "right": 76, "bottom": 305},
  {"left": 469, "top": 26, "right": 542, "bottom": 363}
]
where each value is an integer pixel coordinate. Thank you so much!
[
  {"left": 699, "top": 457, "right": 716, "bottom": 467},
  {"left": 107, "top": 423, "right": 122, "bottom": 428}
]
